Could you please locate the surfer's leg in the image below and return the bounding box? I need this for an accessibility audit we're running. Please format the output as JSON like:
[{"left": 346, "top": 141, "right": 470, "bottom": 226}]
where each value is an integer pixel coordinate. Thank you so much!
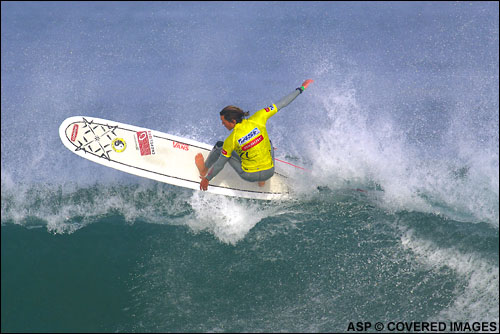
[
  {"left": 205, "top": 141, "right": 224, "bottom": 169},
  {"left": 195, "top": 153, "right": 208, "bottom": 177},
  {"left": 236, "top": 167, "right": 274, "bottom": 185},
  {"left": 195, "top": 141, "right": 223, "bottom": 176},
  {"left": 227, "top": 151, "right": 263, "bottom": 181},
  {"left": 257, "top": 144, "right": 276, "bottom": 187},
  {"left": 226, "top": 151, "right": 245, "bottom": 176},
  {"left": 257, "top": 167, "right": 275, "bottom": 186},
  {"left": 227, "top": 145, "right": 275, "bottom": 186},
  {"left": 227, "top": 153, "right": 275, "bottom": 185}
]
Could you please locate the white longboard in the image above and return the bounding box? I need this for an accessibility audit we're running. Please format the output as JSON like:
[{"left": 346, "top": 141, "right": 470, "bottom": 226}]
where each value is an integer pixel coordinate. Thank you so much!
[{"left": 59, "top": 116, "right": 291, "bottom": 200}]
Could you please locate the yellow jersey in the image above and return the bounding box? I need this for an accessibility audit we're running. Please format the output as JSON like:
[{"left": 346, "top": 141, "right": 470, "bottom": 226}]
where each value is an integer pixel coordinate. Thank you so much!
[{"left": 221, "top": 104, "right": 278, "bottom": 172}]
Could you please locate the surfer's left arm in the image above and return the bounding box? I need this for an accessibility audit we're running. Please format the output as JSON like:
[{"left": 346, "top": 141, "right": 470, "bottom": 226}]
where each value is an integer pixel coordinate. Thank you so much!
[{"left": 275, "top": 79, "right": 314, "bottom": 110}]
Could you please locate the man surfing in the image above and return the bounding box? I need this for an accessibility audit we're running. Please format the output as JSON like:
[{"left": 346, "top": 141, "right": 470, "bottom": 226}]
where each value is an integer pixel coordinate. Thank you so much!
[{"left": 196, "top": 79, "right": 314, "bottom": 191}]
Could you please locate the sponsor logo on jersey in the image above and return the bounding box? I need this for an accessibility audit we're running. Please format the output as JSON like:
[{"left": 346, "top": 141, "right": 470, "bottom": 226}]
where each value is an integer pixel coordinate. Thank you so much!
[
  {"left": 222, "top": 149, "right": 228, "bottom": 156},
  {"left": 264, "top": 105, "right": 275, "bottom": 112},
  {"left": 136, "top": 130, "right": 155, "bottom": 156},
  {"left": 70, "top": 124, "right": 79, "bottom": 141},
  {"left": 238, "top": 127, "right": 261, "bottom": 146},
  {"left": 242, "top": 135, "right": 264, "bottom": 151}
]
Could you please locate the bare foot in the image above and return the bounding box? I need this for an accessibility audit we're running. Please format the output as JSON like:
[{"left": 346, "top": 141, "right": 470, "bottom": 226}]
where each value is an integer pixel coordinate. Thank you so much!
[
  {"left": 195, "top": 153, "right": 208, "bottom": 177},
  {"left": 258, "top": 181, "right": 266, "bottom": 187}
]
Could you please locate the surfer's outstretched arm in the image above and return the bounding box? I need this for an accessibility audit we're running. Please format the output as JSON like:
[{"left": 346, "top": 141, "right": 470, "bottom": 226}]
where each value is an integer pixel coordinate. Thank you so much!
[{"left": 275, "top": 79, "right": 314, "bottom": 110}]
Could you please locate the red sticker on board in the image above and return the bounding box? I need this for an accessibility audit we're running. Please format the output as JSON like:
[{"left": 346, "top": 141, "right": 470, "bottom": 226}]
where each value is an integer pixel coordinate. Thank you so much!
[
  {"left": 136, "top": 131, "right": 155, "bottom": 156},
  {"left": 70, "top": 124, "right": 79, "bottom": 142}
]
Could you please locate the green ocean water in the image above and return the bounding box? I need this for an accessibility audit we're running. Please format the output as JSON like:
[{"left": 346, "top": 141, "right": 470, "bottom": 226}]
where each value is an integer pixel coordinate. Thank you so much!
[{"left": 1, "top": 184, "right": 498, "bottom": 332}]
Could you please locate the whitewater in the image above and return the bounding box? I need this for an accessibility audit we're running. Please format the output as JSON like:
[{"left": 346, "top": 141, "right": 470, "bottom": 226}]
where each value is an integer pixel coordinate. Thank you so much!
[{"left": 2, "top": 2, "right": 498, "bottom": 332}]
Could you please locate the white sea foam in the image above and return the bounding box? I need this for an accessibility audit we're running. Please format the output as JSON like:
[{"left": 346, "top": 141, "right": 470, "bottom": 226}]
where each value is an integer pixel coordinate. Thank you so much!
[
  {"left": 400, "top": 228, "right": 499, "bottom": 322},
  {"left": 295, "top": 79, "right": 498, "bottom": 226},
  {"left": 0, "top": 180, "right": 194, "bottom": 233},
  {"left": 186, "top": 191, "right": 280, "bottom": 245}
]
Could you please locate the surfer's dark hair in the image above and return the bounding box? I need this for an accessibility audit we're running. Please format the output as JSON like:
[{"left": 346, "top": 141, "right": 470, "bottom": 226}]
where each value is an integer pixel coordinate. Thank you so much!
[{"left": 220, "top": 105, "right": 250, "bottom": 124}]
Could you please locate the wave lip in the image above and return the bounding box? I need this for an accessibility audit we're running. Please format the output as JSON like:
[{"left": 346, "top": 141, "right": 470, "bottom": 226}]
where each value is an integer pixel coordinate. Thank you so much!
[
  {"left": 401, "top": 227, "right": 499, "bottom": 322},
  {"left": 297, "top": 84, "right": 498, "bottom": 227}
]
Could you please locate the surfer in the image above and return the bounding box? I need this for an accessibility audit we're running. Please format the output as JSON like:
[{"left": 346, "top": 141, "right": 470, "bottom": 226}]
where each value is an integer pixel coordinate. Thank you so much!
[{"left": 196, "top": 79, "right": 314, "bottom": 191}]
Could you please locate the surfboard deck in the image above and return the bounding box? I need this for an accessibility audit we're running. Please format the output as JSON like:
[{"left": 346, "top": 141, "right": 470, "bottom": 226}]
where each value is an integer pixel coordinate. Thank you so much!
[{"left": 59, "top": 116, "right": 291, "bottom": 200}]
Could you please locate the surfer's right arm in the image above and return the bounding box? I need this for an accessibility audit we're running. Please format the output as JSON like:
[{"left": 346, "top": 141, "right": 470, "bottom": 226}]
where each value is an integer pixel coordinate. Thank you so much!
[
  {"left": 202, "top": 138, "right": 233, "bottom": 187},
  {"left": 199, "top": 156, "right": 229, "bottom": 190},
  {"left": 205, "top": 155, "right": 229, "bottom": 182},
  {"left": 275, "top": 79, "right": 314, "bottom": 110}
]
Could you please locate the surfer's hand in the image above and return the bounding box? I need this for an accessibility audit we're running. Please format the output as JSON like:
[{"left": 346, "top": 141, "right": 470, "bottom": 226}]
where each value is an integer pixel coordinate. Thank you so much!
[
  {"left": 200, "top": 176, "right": 209, "bottom": 191},
  {"left": 301, "top": 79, "right": 313, "bottom": 90}
]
